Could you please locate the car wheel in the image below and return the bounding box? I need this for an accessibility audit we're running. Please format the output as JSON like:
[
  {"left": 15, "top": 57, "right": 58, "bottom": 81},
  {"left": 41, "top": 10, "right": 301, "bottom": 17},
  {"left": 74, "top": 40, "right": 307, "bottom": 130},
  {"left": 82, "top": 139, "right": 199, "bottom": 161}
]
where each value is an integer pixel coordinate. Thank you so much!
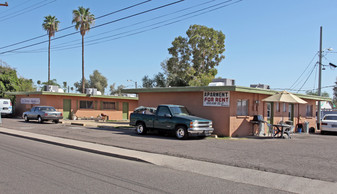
[
  {"left": 38, "top": 116, "right": 43, "bottom": 123},
  {"left": 176, "top": 125, "right": 188, "bottom": 140},
  {"left": 136, "top": 122, "right": 147, "bottom": 135},
  {"left": 54, "top": 120, "right": 59, "bottom": 124},
  {"left": 24, "top": 115, "right": 29, "bottom": 122}
]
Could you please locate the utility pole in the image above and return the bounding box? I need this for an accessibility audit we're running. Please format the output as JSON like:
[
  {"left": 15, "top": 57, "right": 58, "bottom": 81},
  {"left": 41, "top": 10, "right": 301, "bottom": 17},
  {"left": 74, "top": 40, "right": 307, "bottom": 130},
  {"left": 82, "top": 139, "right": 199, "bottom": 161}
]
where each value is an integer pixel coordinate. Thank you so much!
[
  {"left": 317, "top": 26, "right": 323, "bottom": 130},
  {"left": 0, "top": 2, "right": 8, "bottom": 6}
]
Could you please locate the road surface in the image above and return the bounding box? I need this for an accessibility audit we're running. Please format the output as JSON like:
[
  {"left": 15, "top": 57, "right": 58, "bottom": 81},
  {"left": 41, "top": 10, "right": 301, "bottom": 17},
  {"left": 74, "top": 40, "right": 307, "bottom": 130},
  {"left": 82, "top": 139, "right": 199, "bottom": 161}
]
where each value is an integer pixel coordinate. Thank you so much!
[{"left": 0, "top": 133, "right": 289, "bottom": 194}]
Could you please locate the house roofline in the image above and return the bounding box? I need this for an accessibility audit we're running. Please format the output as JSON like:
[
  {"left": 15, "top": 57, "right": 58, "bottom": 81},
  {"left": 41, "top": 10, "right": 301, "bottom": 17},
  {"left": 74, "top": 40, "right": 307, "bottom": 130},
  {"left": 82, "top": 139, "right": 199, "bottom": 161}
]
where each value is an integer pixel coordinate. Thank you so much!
[
  {"left": 5, "top": 91, "right": 138, "bottom": 101},
  {"left": 122, "top": 86, "right": 331, "bottom": 101}
]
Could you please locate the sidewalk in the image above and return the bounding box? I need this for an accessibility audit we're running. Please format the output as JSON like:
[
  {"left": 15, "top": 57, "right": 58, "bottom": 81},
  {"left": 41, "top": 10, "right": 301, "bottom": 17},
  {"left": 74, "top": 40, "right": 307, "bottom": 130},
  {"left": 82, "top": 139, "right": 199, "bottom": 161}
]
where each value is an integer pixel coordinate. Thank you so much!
[
  {"left": 61, "top": 119, "right": 131, "bottom": 128},
  {"left": 0, "top": 126, "right": 336, "bottom": 193}
]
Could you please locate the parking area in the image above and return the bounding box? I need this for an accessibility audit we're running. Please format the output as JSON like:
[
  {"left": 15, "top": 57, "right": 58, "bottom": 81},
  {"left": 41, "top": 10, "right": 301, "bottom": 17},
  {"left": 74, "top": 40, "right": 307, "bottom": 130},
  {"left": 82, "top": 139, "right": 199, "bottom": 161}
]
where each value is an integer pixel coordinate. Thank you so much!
[{"left": 1, "top": 118, "right": 337, "bottom": 183}]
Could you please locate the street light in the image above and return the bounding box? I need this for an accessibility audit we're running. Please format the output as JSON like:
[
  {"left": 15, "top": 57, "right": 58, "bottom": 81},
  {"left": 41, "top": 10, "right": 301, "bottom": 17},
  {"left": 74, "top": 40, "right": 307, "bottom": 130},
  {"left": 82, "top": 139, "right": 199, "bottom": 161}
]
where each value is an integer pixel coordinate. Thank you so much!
[{"left": 127, "top": 80, "right": 137, "bottom": 89}]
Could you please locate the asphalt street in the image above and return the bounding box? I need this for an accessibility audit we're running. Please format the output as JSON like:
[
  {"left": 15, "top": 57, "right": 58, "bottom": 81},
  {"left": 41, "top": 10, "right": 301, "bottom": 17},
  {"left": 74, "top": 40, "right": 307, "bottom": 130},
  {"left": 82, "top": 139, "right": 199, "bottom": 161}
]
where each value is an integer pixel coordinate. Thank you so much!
[
  {"left": 0, "top": 133, "right": 290, "bottom": 194},
  {"left": 2, "top": 118, "right": 337, "bottom": 183}
]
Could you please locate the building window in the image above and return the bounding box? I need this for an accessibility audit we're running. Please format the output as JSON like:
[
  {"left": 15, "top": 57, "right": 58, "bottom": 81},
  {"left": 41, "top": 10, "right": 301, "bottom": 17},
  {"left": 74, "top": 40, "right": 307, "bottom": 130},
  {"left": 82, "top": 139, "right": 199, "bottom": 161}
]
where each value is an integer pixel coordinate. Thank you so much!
[
  {"left": 267, "top": 103, "right": 271, "bottom": 119},
  {"left": 283, "top": 103, "right": 286, "bottom": 112},
  {"left": 288, "top": 104, "right": 293, "bottom": 120},
  {"left": 103, "top": 102, "right": 116, "bottom": 110},
  {"left": 80, "top": 101, "right": 93, "bottom": 109},
  {"left": 276, "top": 102, "right": 280, "bottom": 112},
  {"left": 306, "top": 105, "right": 313, "bottom": 117},
  {"left": 237, "top": 99, "right": 248, "bottom": 116}
]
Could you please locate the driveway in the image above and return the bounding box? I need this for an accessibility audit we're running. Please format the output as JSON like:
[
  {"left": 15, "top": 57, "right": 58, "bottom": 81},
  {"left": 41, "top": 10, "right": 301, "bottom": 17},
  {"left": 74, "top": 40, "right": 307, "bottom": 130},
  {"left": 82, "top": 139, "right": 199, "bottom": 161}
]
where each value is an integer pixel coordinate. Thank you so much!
[{"left": 2, "top": 118, "right": 337, "bottom": 182}]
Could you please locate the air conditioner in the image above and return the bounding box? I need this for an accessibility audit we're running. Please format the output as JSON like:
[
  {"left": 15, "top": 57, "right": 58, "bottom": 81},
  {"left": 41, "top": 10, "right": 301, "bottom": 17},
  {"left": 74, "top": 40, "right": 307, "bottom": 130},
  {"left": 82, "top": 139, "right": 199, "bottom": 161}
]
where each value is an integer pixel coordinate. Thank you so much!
[{"left": 85, "top": 88, "right": 97, "bottom": 95}]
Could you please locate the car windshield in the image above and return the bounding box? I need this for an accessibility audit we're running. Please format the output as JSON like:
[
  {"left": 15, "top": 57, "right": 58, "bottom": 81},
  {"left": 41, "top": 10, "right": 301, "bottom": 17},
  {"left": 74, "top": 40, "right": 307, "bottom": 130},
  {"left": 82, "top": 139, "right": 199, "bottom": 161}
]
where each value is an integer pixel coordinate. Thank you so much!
[
  {"left": 170, "top": 106, "right": 190, "bottom": 116},
  {"left": 324, "top": 116, "right": 337, "bottom": 121},
  {"left": 40, "top": 107, "right": 56, "bottom": 111}
]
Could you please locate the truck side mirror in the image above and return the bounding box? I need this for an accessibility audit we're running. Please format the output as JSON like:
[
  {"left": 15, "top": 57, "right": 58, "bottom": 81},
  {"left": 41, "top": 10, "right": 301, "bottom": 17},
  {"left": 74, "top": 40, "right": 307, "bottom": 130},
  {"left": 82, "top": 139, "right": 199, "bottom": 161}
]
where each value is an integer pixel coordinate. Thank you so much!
[{"left": 164, "top": 114, "right": 172, "bottom": 118}]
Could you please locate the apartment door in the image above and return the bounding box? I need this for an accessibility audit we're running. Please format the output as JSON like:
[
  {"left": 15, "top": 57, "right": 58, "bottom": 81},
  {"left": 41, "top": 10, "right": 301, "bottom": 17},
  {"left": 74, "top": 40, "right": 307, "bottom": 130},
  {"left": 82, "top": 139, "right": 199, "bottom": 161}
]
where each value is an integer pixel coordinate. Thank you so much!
[
  {"left": 122, "top": 102, "right": 129, "bottom": 120},
  {"left": 63, "top": 99, "right": 71, "bottom": 119}
]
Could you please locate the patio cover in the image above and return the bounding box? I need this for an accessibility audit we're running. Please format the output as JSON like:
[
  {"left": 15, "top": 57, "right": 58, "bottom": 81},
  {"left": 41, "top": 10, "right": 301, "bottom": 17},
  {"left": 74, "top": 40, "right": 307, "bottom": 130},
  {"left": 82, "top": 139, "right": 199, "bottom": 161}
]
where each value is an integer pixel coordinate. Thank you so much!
[{"left": 262, "top": 91, "right": 307, "bottom": 104}]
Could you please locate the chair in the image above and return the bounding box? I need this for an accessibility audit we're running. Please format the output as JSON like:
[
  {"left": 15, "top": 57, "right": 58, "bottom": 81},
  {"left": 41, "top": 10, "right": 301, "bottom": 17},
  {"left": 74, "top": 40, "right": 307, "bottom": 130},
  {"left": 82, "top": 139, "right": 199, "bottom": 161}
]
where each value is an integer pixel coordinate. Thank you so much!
[
  {"left": 284, "top": 125, "right": 295, "bottom": 139},
  {"left": 266, "top": 123, "right": 275, "bottom": 138}
]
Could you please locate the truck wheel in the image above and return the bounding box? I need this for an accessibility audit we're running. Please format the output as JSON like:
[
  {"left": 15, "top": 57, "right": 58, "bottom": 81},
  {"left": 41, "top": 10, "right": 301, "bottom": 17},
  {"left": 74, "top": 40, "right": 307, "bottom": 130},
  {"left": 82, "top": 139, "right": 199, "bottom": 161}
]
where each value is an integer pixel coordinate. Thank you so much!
[
  {"left": 136, "top": 122, "right": 147, "bottom": 135},
  {"left": 54, "top": 120, "right": 59, "bottom": 124},
  {"left": 24, "top": 115, "right": 29, "bottom": 122},
  {"left": 176, "top": 126, "right": 188, "bottom": 140},
  {"left": 38, "top": 116, "right": 43, "bottom": 123}
]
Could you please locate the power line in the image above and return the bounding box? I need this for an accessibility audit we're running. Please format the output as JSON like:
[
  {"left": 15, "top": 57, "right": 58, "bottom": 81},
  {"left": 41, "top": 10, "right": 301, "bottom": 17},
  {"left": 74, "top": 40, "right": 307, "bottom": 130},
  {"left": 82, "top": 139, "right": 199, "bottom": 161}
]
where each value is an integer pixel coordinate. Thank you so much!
[
  {"left": 0, "top": 0, "right": 152, "bottom": 50},
  {"left": 0, "top": 0, "right": 185, "bottom": 55},
  {"left": 44, "top": 0, "right": 217, "bottom": 49},
  {"left": 289, "top": 52, "right": 318, "bottom": 90},
  {"left": 42, "top": 0, "right": 222, "bottom": 50},
  {"left": 0, "top": 0, "right": 57, "bottom": 22},
  {"left": 297, "top": 63, "right": 318, "bottom": 93},
  {"left": 4, "top": 0, "right": 241, "bottom": 54}
]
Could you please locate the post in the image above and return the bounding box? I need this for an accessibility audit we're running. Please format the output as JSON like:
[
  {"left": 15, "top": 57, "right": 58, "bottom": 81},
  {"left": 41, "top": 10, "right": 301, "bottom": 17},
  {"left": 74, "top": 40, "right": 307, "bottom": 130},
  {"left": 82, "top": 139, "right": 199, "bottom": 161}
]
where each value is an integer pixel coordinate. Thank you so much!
[
  {"left": 135, "top": 81, "right": 137, "bottom": 89},
  {"left": 317, "top": 26, "right": 323, "bottom": 130}
]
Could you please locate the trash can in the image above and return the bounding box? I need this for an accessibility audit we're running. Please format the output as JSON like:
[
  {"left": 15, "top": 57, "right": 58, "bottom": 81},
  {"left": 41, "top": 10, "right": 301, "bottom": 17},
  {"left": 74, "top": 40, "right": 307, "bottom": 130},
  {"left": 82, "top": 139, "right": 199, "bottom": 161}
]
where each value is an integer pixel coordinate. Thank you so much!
[
  {"left": 303, "top": 121, "right": 309, "bottom": 133},
  {"left": 258, "top": 122, "right": 265, "bottom": 136}
]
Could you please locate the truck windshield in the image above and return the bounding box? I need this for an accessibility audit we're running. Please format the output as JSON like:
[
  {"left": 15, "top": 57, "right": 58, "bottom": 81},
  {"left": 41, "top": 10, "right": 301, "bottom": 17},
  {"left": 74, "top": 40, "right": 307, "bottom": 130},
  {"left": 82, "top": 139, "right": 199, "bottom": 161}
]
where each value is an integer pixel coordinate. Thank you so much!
[{"left": 170, "top": 106, "right": 190, "bottom": 116}]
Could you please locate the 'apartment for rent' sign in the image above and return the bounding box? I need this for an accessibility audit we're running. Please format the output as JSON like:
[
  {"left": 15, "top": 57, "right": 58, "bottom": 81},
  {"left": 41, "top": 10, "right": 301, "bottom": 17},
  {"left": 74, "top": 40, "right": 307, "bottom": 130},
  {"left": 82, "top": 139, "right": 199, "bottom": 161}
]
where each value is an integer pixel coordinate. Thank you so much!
[{"left": 203, "top": 91, "right": 230, "bottom": 107}]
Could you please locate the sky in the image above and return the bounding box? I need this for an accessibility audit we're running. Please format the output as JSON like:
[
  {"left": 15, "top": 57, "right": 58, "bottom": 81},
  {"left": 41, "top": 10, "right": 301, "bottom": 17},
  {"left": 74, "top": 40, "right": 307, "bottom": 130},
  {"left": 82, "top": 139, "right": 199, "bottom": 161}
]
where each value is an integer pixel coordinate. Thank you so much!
[{"left": 0, "top": 0, "right": 336, "bottom": 97}]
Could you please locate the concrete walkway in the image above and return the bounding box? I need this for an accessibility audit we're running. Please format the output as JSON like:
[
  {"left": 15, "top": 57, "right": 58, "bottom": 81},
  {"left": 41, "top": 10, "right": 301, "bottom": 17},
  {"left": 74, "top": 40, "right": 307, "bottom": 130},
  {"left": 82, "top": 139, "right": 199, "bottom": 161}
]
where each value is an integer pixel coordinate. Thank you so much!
[
  {"left": 0, "top": 127, "right": 336, "bottom": 194},
  {"left": 61, "top": 119, "right": 130, "bottom": 128}
]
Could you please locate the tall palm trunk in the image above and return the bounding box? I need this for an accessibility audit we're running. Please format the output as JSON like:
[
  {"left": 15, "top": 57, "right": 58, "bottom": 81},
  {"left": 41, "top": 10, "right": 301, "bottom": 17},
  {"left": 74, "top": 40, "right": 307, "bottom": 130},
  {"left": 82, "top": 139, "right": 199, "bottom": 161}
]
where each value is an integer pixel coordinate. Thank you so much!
[
  {"left": 48, "top": 35, "right": 51, "bottom": 82},
  {"left": 81, "top": 34, "right": 85, "bottom": 93}
]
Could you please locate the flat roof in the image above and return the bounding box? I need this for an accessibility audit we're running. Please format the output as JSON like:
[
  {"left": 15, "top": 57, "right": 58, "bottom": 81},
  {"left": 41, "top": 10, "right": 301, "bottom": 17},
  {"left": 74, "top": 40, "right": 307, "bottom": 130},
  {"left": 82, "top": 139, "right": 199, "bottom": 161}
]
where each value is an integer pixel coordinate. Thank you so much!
[
  {"left": 122, "top": 85, "right": 331, "bottom": 101},
  {"left": 6, "top": 91, "right": 138, "bottom": 101}
]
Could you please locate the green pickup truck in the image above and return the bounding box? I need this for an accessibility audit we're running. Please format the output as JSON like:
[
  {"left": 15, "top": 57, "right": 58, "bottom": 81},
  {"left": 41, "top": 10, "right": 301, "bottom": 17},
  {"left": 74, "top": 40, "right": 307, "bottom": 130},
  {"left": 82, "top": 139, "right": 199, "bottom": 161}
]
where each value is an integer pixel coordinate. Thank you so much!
[{"left": 130, "top": 104, "right": 214, "bottom": 139}]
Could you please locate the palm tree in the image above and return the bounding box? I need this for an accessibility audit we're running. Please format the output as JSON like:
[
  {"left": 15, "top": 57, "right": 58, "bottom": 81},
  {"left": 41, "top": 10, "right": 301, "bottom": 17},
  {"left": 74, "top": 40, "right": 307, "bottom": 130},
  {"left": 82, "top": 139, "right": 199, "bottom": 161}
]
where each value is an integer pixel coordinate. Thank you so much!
[
  {"left": 42, "top": 15, "right": 60, "bottom": 82},
  {"left": 72, "top": 6, "right": 95, "bottom": 93}
]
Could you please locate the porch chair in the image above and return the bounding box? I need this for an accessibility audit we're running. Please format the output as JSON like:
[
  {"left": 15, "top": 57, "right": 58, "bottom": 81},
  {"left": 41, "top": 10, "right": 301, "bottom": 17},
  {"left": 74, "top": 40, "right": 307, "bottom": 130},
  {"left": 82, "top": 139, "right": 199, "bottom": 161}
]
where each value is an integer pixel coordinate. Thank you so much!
[
  {"left": 266, "top": 123, "right": 275, "bottom": 138},
  {"left": 284, "top": 125, "right": 295, "bottom": 139}
]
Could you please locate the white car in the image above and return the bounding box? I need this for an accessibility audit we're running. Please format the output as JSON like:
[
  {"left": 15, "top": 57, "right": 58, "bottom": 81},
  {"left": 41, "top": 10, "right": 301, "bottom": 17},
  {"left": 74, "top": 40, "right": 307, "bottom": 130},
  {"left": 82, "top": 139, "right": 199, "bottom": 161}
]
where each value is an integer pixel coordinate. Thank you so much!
[
  {"left": 0, "top": 99, "right": 12, "bottom": 117},
  {"left": 321, "top": 114, "right": 337, "bottom": 134}
]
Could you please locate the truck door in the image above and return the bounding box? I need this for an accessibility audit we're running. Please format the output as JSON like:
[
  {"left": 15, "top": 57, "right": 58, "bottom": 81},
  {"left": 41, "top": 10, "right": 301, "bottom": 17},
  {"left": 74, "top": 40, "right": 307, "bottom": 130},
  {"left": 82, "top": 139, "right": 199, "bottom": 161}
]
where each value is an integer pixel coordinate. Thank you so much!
[{"left": 154, "top": 106, "right": 174, "bottom": 130}]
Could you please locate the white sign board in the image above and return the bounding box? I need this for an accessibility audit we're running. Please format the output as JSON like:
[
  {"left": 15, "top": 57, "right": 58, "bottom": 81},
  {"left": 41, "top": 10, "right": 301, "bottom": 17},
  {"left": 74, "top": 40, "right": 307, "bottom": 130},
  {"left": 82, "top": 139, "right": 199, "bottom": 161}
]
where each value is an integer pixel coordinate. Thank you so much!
[
  {"left": 21, "top": 98, "right": 40, "bottom": 104},
  {"left": 203, "top": 91, "right": 230, "bottom": 107}
]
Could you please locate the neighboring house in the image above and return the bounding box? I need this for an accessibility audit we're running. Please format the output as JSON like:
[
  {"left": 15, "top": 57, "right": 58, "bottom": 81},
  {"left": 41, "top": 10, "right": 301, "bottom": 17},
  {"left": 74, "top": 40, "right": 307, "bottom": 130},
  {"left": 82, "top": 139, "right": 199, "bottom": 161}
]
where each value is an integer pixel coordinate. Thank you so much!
[
  {"left": 123, "top": 85, "right": 330, "bottom": 137},
  {"left": 7, "top": 91, "right": 138, "bottom": 120}
]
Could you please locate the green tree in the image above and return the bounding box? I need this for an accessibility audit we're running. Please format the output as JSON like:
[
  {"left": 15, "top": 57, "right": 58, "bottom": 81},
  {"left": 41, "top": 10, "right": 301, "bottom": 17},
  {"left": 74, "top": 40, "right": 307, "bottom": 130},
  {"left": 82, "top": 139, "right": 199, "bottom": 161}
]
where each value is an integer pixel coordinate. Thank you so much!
[
  {"left": 109, "top": 83, "right": 125, "bottom": 96},
  {"left": 42, "top": 15, "right": 60, "bottom": 82},
  {"left": 165, "top": 24, "right": 225, "bottom": 86},
  {"left": 305, "top": 90, "right": 330, "bottom": 97},
  {"left": 42, "top": 79, "right": 60, "bottom": 87},
  {"left": 74, "top": 78, "right": 89, "bottom": 93},
  {"left": 72, "top": 6, "right": 95, "bottom": 93},
  {"left": 74, "top": 70, "right": 108, "bottom": 93},
  {"left": 142, "top": 72, "right": 167, "bottom": 88},
  {"left": 89, "top": 70, "right": 107, "bottom": 94},
  {"left": 0, "top": 65, "right": 35, "bottom": 98},
  {"left": 142, "top": 75, "right": 154, "bottom": 88}
]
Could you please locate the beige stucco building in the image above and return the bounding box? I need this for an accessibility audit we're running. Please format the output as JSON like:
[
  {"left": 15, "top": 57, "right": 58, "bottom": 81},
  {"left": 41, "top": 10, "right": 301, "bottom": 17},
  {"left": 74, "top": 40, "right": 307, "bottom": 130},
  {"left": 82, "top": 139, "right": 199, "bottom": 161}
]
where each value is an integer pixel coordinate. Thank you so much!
[{"left": 123, "top": 86, "right": 330, "bottom": 137}]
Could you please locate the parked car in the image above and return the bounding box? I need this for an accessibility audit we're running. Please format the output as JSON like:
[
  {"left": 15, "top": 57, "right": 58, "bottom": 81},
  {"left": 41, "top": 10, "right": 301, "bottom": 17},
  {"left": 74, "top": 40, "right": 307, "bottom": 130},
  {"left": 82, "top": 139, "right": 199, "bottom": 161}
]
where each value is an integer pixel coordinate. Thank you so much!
[
  {"left": 23, "top": 106, "right": 63, "bottom": 123},
  {"left": 321, "top": 114, "right": 337, "bottom": 134},
  {"left": 130, "top": 104, "right": 214, "bottom": 139},
  {"left": 0, "top": 98, "right": 12, "bottom": 117}
]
